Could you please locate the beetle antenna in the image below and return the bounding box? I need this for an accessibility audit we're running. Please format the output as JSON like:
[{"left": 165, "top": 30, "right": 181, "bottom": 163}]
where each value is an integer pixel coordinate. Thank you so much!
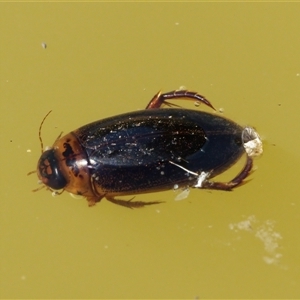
[
  {"left": 27, "top": 170, "right": 36, "bottom": 176},
  {"left": 39, "top": 110, "right": 52, "bottom": 154}
]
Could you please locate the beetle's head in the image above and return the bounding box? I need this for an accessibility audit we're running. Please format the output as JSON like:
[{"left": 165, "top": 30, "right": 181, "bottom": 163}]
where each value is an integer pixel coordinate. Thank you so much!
[{"left": 37, "top": 148, "right": 68, "bottom": 190}]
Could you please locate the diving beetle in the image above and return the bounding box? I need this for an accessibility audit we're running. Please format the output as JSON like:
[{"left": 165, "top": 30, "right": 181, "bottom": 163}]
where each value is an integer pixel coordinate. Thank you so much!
[{"left": 30, "top": 90, "right": 263, "bottom": 208}]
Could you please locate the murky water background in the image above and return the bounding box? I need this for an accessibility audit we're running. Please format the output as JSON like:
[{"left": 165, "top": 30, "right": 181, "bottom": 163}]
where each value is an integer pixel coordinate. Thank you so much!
[{"left": 1, "top": 3, "right": 300, "bottom": 298}]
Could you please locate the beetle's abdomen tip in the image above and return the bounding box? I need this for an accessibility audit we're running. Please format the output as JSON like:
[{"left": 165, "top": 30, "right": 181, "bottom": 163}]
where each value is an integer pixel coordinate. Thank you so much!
[{"left": 242, "top": 127, "right": 263, "bottom": 157}]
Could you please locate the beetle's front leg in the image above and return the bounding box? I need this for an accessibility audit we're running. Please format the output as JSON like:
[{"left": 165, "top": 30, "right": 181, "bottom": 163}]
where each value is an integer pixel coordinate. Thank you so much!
[
  {"left": 86, "top": 195, "right": 104, "bottom": 206},
  {"left": 146, "top": 90, "right": 215, "bottom": 110},
  {"left": 200, "top": 156, "right": 253, "bottom": 191}
]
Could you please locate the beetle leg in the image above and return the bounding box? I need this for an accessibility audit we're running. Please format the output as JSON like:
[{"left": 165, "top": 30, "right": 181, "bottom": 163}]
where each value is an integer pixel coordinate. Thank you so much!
[
  {"left": 105, "top": 196, "right": 163, "bottom": 209},
  {"left": 146, "top": 90, "right": 215, "bottom": 110},
  {"left": 87, "top": 196, "right": 102, "bottom": 206},
  {"left": 200, "top": 156, "right": 253, "bottom": 191}
]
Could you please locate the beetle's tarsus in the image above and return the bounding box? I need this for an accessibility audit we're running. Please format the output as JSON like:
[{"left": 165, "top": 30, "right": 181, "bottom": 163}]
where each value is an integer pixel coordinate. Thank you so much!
[
  {"left": 146, "top": 90, "right": 215, "bottom": 110},
  {"left": 106, "top": 197, "right": 163, "bottom": 209}
]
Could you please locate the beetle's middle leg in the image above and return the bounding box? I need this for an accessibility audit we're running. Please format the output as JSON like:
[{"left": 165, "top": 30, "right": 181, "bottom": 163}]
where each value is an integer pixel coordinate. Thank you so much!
[
  {"left": 146, "top": 90, "right": 215, "bottom": 110},
  {"left": 105, "top": 196, "right": 163, "bottom": 209}
]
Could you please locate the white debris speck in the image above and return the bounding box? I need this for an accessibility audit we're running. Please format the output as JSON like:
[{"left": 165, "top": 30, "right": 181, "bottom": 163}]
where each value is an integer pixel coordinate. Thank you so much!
[
  {"left": 242, "top": 127, "right": 263, "bottom": 157},
  {"left": 169, "top": 161, "right": 210, "bottom": 188},
  {"left": 228, "top": 218, "right": 253, "bottom": 231},
  {"left": 229, "top": 215, "right": 286, "bottom": 268},
  {"left": 193, "top": 171, "right": 210, "bottom": 188},
  {"left": 174, "top": 188, "right": 190, "bottom": 201},
  {"left": 26, "top": 149, "right": 31, "bottom": 153},
  {"left": 41, "top": 42, "right": 47, "bottom": 49}
]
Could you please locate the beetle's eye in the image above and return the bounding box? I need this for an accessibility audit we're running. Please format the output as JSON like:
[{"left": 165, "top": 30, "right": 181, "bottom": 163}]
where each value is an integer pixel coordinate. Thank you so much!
[{"left": 37, "top": 149, "right": 68, "bottom": 190}]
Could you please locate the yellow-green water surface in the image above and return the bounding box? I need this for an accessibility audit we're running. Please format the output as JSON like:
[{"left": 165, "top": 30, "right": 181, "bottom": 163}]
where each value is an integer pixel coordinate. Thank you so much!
[{"left": 1, "top": 3, "right": 300, "bottom": 299}]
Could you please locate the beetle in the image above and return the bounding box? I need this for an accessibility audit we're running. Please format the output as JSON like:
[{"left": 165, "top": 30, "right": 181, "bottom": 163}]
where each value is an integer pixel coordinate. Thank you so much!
[{"left": 29, "top": 90, "right": 263, "bottom": 208}]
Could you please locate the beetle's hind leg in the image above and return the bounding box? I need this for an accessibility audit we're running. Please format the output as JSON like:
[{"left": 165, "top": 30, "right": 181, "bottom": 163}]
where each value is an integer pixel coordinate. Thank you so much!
[
  {"left": 105, "top": 196, "right": 163, "bottom": 209},
  {"left": 146, "top": 90, "right": 215, "bottom": 110},
  {"left": 200, "top": 156, "right": 253, "bottom": 191}
]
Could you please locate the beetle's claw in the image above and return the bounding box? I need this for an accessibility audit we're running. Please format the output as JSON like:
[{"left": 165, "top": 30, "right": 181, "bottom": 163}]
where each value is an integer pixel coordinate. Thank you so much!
[
  {"left": 106, "top": 196, "right": 163, "bottom": 209},
  {"left": 231, "top": 178, "right": 253, "bottom": 188}
]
